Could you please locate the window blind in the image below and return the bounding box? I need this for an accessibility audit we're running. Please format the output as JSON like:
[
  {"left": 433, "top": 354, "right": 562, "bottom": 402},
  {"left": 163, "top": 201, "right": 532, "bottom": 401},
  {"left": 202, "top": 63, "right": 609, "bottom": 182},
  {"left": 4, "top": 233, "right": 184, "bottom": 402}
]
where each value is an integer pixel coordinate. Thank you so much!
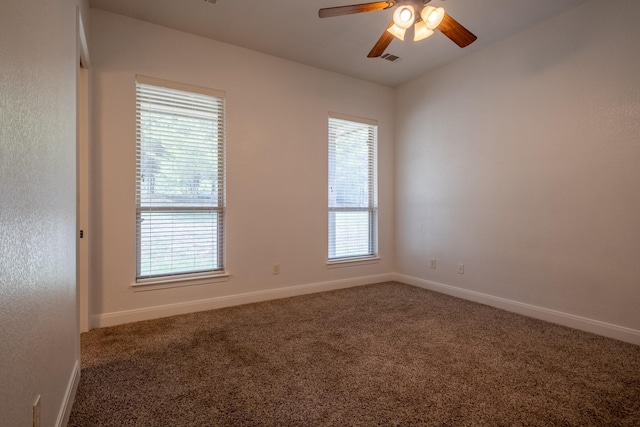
[
  {"left": 135, "top": 76, "right": 225, "bottom": 281},
  {"left": 328, "top": 114, "right": 378, "bottom": 261}
]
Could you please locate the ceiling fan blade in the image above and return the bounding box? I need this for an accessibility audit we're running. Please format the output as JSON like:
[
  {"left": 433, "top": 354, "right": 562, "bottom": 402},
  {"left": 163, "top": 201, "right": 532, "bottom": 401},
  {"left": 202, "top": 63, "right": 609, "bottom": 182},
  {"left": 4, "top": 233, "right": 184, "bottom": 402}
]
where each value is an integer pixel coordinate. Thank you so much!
[
  {"left": 438, "top": 13, "right": 477, "bottom": 48},
  {"left": 319, "top": 1, "right": 393, "bottom": 18},
  {"left": 367, "top": 22, "right": 395, "bottom": 58}
]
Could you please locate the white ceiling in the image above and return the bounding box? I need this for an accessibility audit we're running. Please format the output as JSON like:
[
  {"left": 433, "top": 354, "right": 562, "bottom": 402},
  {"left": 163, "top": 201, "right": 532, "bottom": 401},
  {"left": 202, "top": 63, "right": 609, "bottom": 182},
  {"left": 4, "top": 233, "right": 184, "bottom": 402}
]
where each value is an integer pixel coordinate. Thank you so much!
[{"left": 89, "top": 0, "right": 590, "bottom": 87}]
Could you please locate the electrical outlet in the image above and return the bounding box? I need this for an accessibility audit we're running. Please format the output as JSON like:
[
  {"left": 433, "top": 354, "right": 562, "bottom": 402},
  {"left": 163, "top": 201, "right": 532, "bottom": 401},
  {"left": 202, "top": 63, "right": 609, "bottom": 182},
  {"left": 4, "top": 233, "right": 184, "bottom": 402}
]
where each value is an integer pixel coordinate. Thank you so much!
[
  {"left": 430, "top": 259, "right": 436, "bottom": 269},
  {"left": 33, "top": 395, "right": 40, "bottom": 427},
  {"left": 457, "top": 263, "right": 464, "bottom": 274},
  {"left": 272, "top": 264, "right": 280, "bottom": 275}
]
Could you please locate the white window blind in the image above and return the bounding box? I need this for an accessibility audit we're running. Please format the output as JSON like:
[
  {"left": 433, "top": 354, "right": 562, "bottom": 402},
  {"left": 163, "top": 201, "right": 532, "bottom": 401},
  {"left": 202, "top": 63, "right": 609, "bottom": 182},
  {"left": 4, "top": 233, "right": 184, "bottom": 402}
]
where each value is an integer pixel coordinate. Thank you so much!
[
  {"left": 135, "top": 76, "right": 225, "bottom": 281},
  {"left": 328, "top": 114, "right": 378, "bottom": 261}
]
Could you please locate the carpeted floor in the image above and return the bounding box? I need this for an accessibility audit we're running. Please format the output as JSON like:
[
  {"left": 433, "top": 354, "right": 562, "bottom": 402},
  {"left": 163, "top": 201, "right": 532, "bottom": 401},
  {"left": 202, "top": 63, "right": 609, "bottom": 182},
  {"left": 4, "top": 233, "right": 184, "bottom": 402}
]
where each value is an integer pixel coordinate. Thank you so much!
[{"left": 69, "top": 282, "right": 640, "bottom": 426}]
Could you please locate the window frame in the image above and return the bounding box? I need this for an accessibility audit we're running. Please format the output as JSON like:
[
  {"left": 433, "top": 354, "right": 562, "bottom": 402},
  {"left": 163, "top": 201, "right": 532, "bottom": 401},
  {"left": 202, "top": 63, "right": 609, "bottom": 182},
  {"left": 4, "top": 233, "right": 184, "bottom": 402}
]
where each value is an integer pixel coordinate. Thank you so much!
[
  {"left": 134, "top": 75, "right": 227, "bottom": 285},
  {"left": 327, "top": 112, "right": 379, "bottom": 263}
]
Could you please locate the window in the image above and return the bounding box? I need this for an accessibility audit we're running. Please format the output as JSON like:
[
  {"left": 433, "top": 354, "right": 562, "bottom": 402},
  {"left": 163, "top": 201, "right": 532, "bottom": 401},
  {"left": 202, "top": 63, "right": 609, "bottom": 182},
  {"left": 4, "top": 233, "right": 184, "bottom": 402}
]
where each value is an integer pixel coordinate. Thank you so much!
[
  {"left": 328, "top": 113, "right": 378, "bottom": 261},
  {"left": 135, "top": 76, "right": 225, "bottom": 282}
]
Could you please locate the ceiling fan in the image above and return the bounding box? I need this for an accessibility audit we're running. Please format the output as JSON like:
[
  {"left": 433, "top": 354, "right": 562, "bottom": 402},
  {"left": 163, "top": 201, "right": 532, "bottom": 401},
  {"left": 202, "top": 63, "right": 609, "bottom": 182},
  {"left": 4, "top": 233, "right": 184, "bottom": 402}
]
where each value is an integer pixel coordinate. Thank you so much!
[{"left": 318, "top": 0, "right": 477, "bottom": 58}]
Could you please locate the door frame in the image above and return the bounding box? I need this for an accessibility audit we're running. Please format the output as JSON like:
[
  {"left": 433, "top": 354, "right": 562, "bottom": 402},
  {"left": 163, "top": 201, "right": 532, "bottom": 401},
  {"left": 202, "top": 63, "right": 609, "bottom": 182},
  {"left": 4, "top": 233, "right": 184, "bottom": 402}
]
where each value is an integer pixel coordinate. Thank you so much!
[{"left": 77, "top": 7, "right": 91, "bottom": 333}]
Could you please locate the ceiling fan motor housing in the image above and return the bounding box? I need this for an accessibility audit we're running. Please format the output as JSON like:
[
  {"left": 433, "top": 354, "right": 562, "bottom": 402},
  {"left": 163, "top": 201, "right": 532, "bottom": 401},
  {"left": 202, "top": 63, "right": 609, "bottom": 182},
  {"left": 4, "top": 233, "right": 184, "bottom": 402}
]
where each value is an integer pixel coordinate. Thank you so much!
[{"left": 396, "top": 0, "right": 435, "bottom": 23}]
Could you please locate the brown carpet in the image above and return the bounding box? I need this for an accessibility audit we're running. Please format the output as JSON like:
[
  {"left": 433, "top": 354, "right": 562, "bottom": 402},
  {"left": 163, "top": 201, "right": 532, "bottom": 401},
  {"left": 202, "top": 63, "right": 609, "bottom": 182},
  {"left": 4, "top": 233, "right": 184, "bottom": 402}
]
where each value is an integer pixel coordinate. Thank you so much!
[{"left": 68, "top": 282, "right": 640, "bottom": 426}]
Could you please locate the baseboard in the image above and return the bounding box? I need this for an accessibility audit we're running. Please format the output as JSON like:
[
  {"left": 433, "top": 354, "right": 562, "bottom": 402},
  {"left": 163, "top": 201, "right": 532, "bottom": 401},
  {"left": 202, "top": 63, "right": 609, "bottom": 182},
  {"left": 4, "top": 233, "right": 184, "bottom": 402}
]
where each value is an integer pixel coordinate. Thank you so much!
[
  {"left": 90, "top": 272, "right": 640, "bottom": 345},
  {"left": 394, "top": 273, "right": 640, "bottom": 346},
  {"left": 92, "top": 273, "right": 395, "bottom": 328},
  {"left": 56, "top": 359, "right": 80, "bottom": 427}
]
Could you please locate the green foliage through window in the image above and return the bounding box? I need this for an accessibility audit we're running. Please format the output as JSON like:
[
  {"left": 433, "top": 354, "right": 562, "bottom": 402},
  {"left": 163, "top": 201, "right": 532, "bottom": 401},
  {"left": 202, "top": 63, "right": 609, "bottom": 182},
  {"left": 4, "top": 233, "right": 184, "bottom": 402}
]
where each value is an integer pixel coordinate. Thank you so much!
[
  {"left": 328, "top": 116, "right": 378, "bottom": 260},
  {"left": 136, "top": 77, "right": 225, "bottom": 280}
]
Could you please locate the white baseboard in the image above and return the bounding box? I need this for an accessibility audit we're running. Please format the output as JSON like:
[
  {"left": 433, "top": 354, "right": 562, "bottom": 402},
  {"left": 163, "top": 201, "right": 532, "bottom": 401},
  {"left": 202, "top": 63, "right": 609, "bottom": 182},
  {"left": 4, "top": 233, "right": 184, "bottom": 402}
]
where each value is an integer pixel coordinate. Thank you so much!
[
  {"left": 90, "top": 272, "right": 640, "bottom": 345},
  {"left": 394, "top": 273, "right": 640, "bottom": 346},
  {"left": 92, "top": 273, "right": 395, "bottom": 328},
  {"left": 56, "top": 359, "right": 80, "bottom": 427}
]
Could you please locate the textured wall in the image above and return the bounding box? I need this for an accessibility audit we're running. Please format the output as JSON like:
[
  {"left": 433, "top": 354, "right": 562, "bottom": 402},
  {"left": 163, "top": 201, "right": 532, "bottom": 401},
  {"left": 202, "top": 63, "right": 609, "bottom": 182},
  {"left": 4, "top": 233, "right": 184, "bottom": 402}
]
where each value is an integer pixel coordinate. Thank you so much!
[
  {"left": 89, "top": 10, "right": 395, "bottom": 324},
  {"left": 395, "top": 0, "right": 640, "bottom": 330},
  {"left": 0, "top": 1, "right": 86, "bottom": 425}
]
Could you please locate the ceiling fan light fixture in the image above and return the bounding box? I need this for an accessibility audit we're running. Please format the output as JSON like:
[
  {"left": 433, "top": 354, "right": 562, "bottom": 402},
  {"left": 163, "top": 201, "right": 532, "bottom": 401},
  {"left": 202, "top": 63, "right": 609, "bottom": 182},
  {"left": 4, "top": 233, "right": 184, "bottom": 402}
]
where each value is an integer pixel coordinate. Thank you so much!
[
  {"left": 393, "top": 5, "right": 415, "bottom": 30},
  {"left": 421, "top": 6, "right": 445, "bottom": 30},
  {"left": 317, "top": 1, "right": 478, "bottom": 57},
  {"left": 413, "top": 20, "right": 434, "bottom": 41},
  {"left": 387, "top": 23, "right": 407, "bottom": 41}
]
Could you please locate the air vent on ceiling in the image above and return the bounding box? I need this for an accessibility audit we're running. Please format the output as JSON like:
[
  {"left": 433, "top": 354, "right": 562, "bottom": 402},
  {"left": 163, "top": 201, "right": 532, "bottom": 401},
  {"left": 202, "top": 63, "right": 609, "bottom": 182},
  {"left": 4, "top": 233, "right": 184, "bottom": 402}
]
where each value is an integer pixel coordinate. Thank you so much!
[
  {"left": 203, "top": 0, "right": 217, "bottom": 4},
  {"left": 380, "top": 53, "right": 401, "bottom": 62}
]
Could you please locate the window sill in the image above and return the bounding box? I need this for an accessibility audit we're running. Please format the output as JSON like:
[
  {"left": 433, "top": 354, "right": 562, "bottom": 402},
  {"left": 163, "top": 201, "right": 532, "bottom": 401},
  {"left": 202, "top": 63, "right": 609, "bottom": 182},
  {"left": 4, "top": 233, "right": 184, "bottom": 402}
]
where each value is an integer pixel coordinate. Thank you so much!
[
  {"left": 132, "top": 272, "right": 230, "bottom": 292},
  {"left": 326, "top": 257, "right": 381, "bottom": 269}
]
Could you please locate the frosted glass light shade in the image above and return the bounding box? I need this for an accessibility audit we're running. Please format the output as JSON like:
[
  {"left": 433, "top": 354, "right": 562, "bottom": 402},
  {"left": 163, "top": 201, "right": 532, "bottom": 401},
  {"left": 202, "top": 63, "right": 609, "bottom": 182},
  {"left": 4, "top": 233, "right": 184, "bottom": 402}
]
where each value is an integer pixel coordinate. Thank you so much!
[
  {"left": 393, "top": 5, "right": 415, "bottom": 30},
  {"left": 387, "top": 23, "right": 407, "bottom": 41},
  {"left": 421, "top": 6, "right": 445, "bottom": 30},
  {"left": 413, "top": 20, "right": 434, "bottom": 41}
]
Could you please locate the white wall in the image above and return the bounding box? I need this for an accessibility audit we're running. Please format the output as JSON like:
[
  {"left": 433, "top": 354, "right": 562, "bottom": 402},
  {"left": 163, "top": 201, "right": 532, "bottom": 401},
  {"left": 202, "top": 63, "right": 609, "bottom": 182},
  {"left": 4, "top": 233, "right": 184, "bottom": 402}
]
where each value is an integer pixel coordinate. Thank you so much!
[
  {"left": 396, "top": 0, "right": 640, "bottom": 336},
  {"left": 0, "top": 0, "right": 89, "bottom": 425},
  {"left": 89, "top": 10, "right": 395, "bottom": 326}
]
